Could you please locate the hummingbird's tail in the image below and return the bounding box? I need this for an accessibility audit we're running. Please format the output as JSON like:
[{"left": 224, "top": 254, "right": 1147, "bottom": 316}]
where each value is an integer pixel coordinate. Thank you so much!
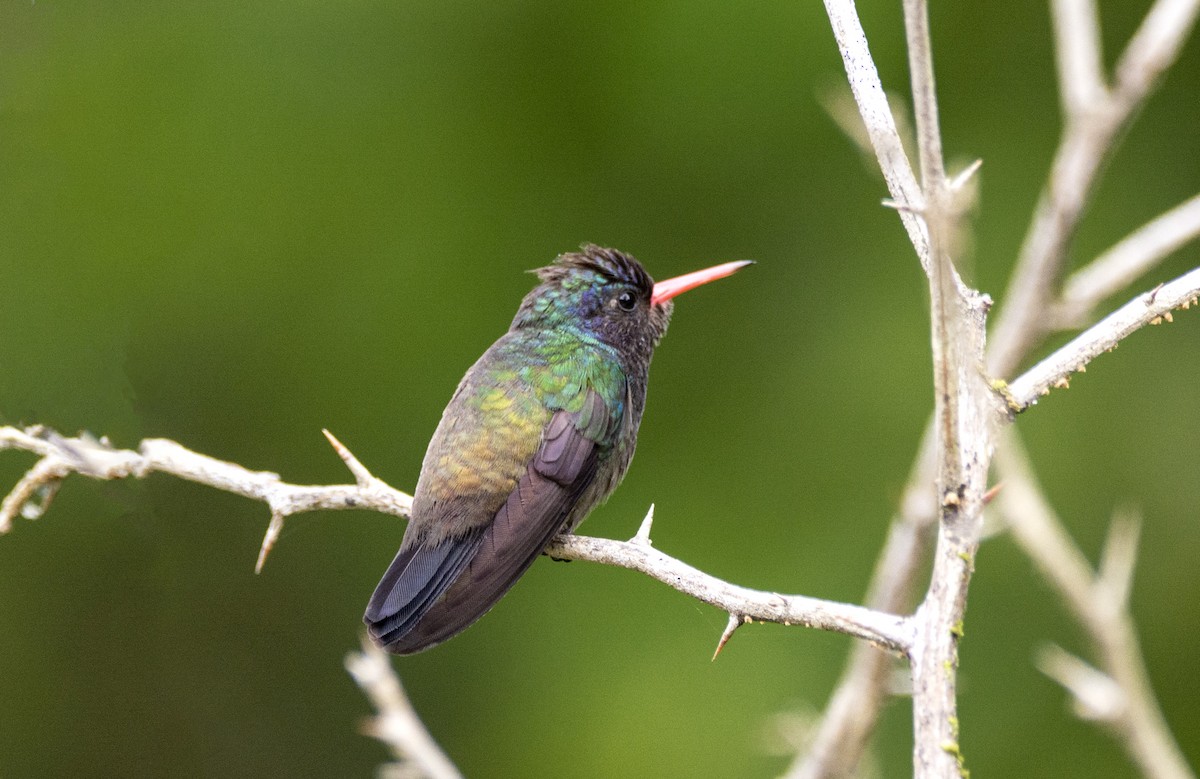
[
  {"left": 363, "top": 528, "right": 486, "bottom": 651},
  {"left": 364, "top": 468, "right": 592, "bottom": 654}
]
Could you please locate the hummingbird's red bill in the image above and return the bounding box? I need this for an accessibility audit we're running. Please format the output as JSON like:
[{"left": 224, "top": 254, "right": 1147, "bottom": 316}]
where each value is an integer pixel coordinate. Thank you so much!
[{"left": 651, "top": 260, "right": 754, "bottom": 306}]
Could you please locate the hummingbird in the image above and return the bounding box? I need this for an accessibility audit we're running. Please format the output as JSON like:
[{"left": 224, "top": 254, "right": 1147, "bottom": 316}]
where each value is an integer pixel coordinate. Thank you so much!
[{"left": 365, "top": 245, "right": 751, "bottom": 654}]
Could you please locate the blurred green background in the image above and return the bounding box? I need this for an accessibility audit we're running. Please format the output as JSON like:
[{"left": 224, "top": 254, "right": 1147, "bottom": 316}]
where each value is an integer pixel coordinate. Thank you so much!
[{"left": 2, "top": 1, "right": 1197, "bottom": 776}]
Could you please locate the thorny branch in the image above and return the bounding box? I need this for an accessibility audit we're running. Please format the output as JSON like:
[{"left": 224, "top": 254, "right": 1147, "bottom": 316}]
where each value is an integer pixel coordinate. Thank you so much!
[
  {"left": 1007, "top": 267, "right": 1200, "bottom": 411},
  {"left": 821, "top": 0, "right": 929, "bottom": 272},
  {"left": 807, "top": 0, "right": 1200, "bottom": 777},
  {"left": 1055, "top": 194, "right": 1200, "bottom": 328},
  {"left": 0, "top": 424, "right": 911, "bottom": 774},
  {"left": 783, "top": 429, "right": 936, "bottom": 779},
  {"left": 987, "top": 0, "right": 1200, "bottom": 378},
  {"left": 900, "top": 0, "right": 998, "bottom": 773},
  {"left": 547, "top": 522, "right": 912, "bottom": 654},
  {"left": 0, "top": 425, "right": 914, "bottom": 655},
  {"left": 0, "top": 425, "right": 413, "bottom": 571},
  {"left": 346, "top": 636, "right": 464, "bottom": 779}
]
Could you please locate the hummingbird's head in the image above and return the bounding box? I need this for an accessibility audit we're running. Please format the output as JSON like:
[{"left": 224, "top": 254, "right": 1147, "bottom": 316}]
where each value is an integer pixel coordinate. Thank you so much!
[
  {"left": 513, "top": 245, "right": 752, "bottom": 362},
  {"left": 514, "top": 245, "right": 673, "bottom": 356}
]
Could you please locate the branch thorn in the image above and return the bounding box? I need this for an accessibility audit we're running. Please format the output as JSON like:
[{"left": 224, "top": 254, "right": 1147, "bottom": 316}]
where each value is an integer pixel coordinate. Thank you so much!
[
  {"left": 1, "top": 458, "right": 68, "bottom": 533},
  {"left": 1098, "top": 506, "right": 1141, "bottom": 609},
  {"left": 713, "top": 613, "right": 750, "bottom": 661},
  {"left": 948, "top": 158, "right": 983, "bottom": 192},
  {"left": 630, "top": 503, "right": 655, "bottom": 546},
  {"left": 324, "top": 428, "right": 376, "bottom": 486},
  {"left": 1036, "top": 644, "right": 1125, "bottom": 722},
  {"left": 256, "top": 511, "right": 287, "bottom": 574},
  {"left": 882, "top": 197, "right": 923, "bottom": 214}
]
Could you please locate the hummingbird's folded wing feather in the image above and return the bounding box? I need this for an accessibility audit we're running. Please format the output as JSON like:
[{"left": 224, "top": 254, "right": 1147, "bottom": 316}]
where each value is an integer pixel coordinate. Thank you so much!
[
  {"left": 362, "top": 526, "right": 485, "bottom": 642},
  {"left": 364, "top": 389, "right": 609, "bottom": 654}
]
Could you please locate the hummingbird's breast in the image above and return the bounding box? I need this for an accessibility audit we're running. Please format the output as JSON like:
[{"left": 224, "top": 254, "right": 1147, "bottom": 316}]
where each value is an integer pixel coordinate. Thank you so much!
[{"left": 408, "top": 327, "right": 644, "bottom": 546}]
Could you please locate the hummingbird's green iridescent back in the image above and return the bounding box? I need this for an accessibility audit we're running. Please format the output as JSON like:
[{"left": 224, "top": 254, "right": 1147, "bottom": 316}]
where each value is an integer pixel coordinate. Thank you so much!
[{"left": 364, "top": 245, "right": 749, "bottom": 654}]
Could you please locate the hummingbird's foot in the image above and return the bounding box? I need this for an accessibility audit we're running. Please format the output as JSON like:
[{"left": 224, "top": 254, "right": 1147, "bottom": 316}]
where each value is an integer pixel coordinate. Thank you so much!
[{"left": 545, "top": 534, "right": 574, "bottom": 562}]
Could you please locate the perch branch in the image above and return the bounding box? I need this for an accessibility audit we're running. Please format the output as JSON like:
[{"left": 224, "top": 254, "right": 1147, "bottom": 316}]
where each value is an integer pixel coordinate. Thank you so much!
[
  {"left": 0, "top": 425, "right": 413, "bottom": 571},
  {"left": 545, "top": 532, "right": 913, "bottom": 654},
  {"left": 0, "top": 424, "right": 913, "bottom": 654},
  {"left": 346, "top": 636, "right": 464, "bottom": 779},
  {"left": 994, "top": 434, "right": 1194, "bottom": 779}
]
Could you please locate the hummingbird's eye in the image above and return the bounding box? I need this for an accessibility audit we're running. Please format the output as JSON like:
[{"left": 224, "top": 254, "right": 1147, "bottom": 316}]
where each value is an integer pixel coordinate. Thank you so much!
[{"left": 616, "top": 290, "right": 637, "bottom": 311}]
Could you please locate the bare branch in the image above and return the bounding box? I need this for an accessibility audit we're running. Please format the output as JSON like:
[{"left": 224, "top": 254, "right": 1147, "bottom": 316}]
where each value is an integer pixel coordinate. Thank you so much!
[
  {"left": 1056, "top": 194, "right": 1200, "bottom": 327},
  {"left": 1036, "top": 644, "right": 1125, "bottom": 722},
  {"left": 822, "top": 0, "right": 930, "bottom": 273},
  {"left": 1051, "top": 0, "right": 1107, "bottom": 118},
  {"left": 0, "top": 426, "right": 413, "bottom": 568},
  {"left": 545, "top": 533, "right": 913, "bottom": 655},
  {"left": 1006, "top": 267, "right": 1200, "bottom": 411},
  {"left": 807, "top": 0, "right": 1197, "bottom": 776},
  {"left": 988, "top": 0, "right": 1200, "bottom": 378},
  {"left": 817, "top": 0, "right": 1002, "bottom": 774},
  {"left": 782, "top": 435, "right": 935, "bottom": 779},
  {"left": 902, "top": 0, "right": 946, "bottom": 195},
  {"left": 898, "top": 0, "right": 998, "bottom": 775},
  {"left": 346, "top": 636, "right": 464, "bottom": 779},
  {"left": 1113, "top": 0, "right": 1200, "bottom": 107},
  {"left": 1097, "top": 507, "right": 1141, "bottom": 611},
  {"left": 0, "top": 424, "right": 913, "bottom": 654},
  {"left": 994, "top": 434, "right": 1194, "bottom": 779}
]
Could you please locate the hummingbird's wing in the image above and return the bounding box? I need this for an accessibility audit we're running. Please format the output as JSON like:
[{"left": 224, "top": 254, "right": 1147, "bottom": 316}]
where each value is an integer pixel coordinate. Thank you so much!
[{"left": 365, "top": 388, "right": 611, "bottom": 654}]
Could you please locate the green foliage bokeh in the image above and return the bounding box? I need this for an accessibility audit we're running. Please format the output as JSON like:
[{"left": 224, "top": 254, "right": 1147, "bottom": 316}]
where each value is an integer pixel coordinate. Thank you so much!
[{"left": 1, "top": 2, "right": 1197, "bottom": 776}]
